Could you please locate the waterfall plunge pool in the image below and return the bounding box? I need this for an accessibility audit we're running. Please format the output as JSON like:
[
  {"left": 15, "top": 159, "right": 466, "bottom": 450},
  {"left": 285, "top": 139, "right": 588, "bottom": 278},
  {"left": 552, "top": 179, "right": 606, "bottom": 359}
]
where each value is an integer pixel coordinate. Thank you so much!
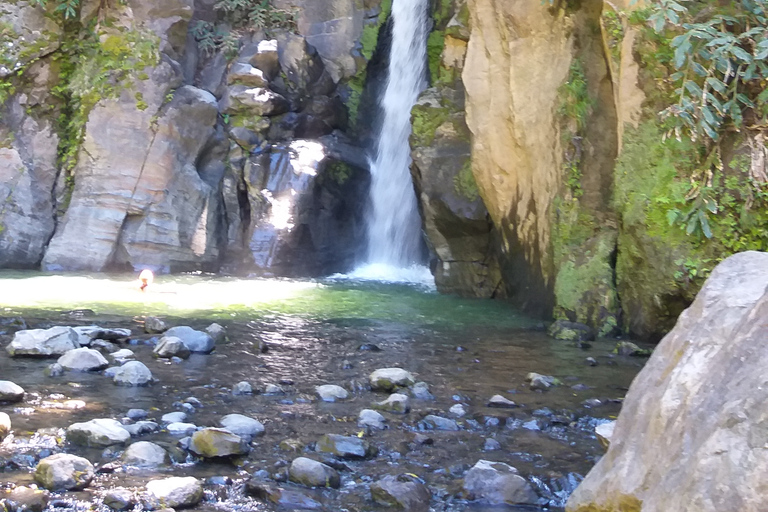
[{"left": 0, "top": 270, "right": 647, "bottom": 511}]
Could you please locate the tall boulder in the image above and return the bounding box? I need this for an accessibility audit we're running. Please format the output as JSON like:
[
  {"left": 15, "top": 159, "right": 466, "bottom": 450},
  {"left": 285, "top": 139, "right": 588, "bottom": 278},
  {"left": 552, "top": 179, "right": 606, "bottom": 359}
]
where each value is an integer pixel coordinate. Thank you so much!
[{"left": 567, "top": 252, "right": 768, "bottom": 512}]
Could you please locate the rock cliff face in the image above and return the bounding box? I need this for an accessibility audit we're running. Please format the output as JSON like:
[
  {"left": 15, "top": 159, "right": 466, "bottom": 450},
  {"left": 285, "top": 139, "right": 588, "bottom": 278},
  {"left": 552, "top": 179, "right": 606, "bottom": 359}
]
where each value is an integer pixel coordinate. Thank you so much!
[{"left": 566, "top": 251, "right": 768, "bottom": 512}]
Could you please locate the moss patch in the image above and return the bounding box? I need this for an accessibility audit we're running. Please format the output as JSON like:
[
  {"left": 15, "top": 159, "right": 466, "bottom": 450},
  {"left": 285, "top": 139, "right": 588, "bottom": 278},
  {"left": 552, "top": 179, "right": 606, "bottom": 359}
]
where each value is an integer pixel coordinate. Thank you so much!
[{"left": 411, "top": 103, "right": 449, "bottom": 147}]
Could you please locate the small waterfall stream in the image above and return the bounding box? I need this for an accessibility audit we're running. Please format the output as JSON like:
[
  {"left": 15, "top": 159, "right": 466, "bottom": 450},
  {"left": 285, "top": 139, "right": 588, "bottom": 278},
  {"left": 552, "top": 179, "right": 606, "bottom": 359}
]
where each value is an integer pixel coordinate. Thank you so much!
[{"left": 359, "top": 0, "right": 429, "bottom": 277}]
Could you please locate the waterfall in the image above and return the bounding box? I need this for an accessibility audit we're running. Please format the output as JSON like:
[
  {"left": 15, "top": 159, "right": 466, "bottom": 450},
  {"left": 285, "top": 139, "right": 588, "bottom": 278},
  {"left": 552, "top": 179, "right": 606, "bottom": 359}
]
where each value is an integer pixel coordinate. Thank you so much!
[{"left": 359, "top": 0, "right": 429, "bottom": 277}]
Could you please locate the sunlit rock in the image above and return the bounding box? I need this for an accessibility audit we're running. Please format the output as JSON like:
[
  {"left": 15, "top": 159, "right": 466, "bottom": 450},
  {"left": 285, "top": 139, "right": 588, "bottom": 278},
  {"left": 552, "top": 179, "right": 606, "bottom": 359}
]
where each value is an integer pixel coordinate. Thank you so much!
[
  {"left": 34, "top": 454, "right": 94, "bottom": 491},
  {"left": 218, "top": 414, "right": 265, "bottom": 439},
  {"left": 232, "top": 381, "right": 252, "bottom": 395},
  {"left": 594, "top": 421, "right": 615, "bottom": 450},
  {"left": 5, "top": 486, "right": 49, "bottom": 512},
  {"left": 144, "top": 317, "right": 169, "bottom": 334},
  {"left": 288, "top": 457, "right": 340, "bottom": 488},
  {"left": 0, "top": 381, "right": 25, "bottom": 402},
  {"left": 371, "top": 474, "right": 431, "bottom": 511},
  {"left": 163, "top": 326, "right": 215, "bottom": 354},
  {"left": 0, "top": 412, "right": 10, "bottom": 440},
  {"left": 205, "top": 323, "right": 227, "bottom": 344},
  {"left": 153, "top": 336, "right": 191, "bottom": 359},
  {"left": 315, "top": 384, "right": 348, "bottom": 402},
  {"left": 374, "top": 393, "right": 410, "bottom": 414},
  {"left": 369, "top": 368, "right": 415, "bottom": 391},
  {"left": 420, "top": 415, "right": 459, "bottom": 431},
  {"left": 358, "top": 409, "right": 386, "bottom": 430},
  {"left": 145, "top": 477, "right": 203, "bottom": 509},
  {"left": 112, "top": 361, "right": 153, "bottom": 386},
  {"left": 122, "top": 441, "right": 169, "bottom": 468},
  {"left": 6, "top": 327, "right": 79, "bottom": 357},
  {"left": 488, "top": 395, "right": 518, "bottom": 408},
  {"left": 162, "top": 412, "right": 187, "bottom": 423},
  {"left": 66, "top": 418, "right": 130, "bottom": 447},
  {"left": 103, "top": 488, "right": 135, "bottom": 511},
  {"left": 463, "top": 460, "right": 539, "bottom": 506},
  {"left": 189, "top": 428, "right": 249, "bottom": 458},
  {"left": 57, "top": 347, "right": 109, "bottom": 371},
  {"left": 316, "top": 434, "right": 376, "bottom": 460}
]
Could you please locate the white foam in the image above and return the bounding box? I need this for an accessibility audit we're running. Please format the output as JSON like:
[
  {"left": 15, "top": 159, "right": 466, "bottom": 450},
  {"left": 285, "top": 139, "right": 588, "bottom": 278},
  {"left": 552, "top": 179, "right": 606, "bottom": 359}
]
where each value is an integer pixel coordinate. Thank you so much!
[{"left": 331, "top": 264, "right": 435, "bottom": 290}]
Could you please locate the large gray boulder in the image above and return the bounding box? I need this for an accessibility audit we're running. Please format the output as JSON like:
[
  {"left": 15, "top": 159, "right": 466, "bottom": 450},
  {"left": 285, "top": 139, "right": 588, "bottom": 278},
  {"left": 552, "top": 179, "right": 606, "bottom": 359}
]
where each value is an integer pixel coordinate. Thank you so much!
[
  {"left": 163, "top": 326, "right": 215, "bottom": 354},
  {"left": 112, "top": 361, "right": 154, "bottom": 386},
  {"left": 34, "top": 454, "right": 94, "bottom": 491},
  {"left": 220, "top": 85, "right": 290, "bottom": 116},
  {"left": 315, "top": 384, "right": 348, "bottom": 402},
  {"left": 371, "top": 474, "right": 431, "bottom": 511},
  {"left": 567, "top": 252, "right": 768, "bottom": 512},
  {"left": 145, "top": 477, "right": 203, "bottom": 509},
  {"left": 189, "top": 428, "right": 249, "bottom": 458},
  {"left": 288, "top": 457, "right": 340, "bottom": 488},
  {"left": 153, "top": 336, "right": 191, "bottom": 359},
  {"left": 67, "top": 418, "right": 130, "bottom": 447},
  {"left": 0, "top": 380, "right": 25, "bottom": 402},
  {"left": 122, "top": 441, "right": 169, "bottom": 468},
  {"left": 57, "top": 347, "right": 109, "bottom": 371},
  {"left": 218, "top": 414, "right": 265, "bottom": 439},
  {"left": 6, "top": 327, "right": 79, "bottom": 357},
  {"left": 316, "top": 434, "right": 376, "bottom": 459},
  {"left": 463, "top": 460, "right": 538, "bottom": 506}
]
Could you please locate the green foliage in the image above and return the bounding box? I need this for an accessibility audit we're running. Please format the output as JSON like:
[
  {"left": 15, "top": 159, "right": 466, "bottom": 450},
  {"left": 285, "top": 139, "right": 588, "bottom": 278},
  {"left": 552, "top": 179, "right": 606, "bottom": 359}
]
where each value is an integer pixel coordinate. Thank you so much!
[
  {"left": 324, "top": 161, "right": 354, "bottom": 185},
  {"left": 427, "top": 31, "right": 445, "bottom": 82},
  {"left": 410, "top": 105, "right": 449, "bottom": 147},
  {"left": 602, "top": 8, "right": 625, "bottom": 64},
  {"left": 453, "top": 161, "right": 479, "bottom": 201},
  {"left": 32, "top": 0, "right": 79, "bottom": 20},
  {"left": 558, "top": 60, "right": 593, "bottom": 130},
  {"left": 191, "top": 0, "right": 298, "bottom": 57},
  {"left": 649, "top": 0, "right": 768, "bottom": 143}
]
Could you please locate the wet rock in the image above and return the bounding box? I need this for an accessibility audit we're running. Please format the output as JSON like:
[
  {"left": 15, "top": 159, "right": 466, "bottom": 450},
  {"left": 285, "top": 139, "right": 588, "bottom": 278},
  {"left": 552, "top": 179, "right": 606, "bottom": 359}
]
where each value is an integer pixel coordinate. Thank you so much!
[
  {"left": 614, "top": 341, "right": 650, "bottom": 356},
  {"left": 421, "top": 415, "right": 459, "bottom": 431},
  {"left": 463, "top": 460, "right": 538, "bottom": 506},
  {"left": 88, "top": 328, "right": 131, "bottom": 341},
  {"left": 358, "top": 409, "right": 386, "bottom": 429},
  {"left": 316, "top": 434, "right": 377, "bottom": 459},
  {"left": 410, "top": 381, "right": 434, "bottom": 400},
  {"left": 34, "top": 454, "right": 94, "bottom": 491},
  {"left": 488, "top": 394, "right": 517, "bottom": 408},
  {"left": 0, "top": 381, "right": 25, "bottom": 402},
  {"left": 288, "top": 457, "right": 340, "bottom": 488},
  {"left": 91, "top": 340, "right": 119, "bottom": 353},
  {"left": 371, "top": 474, "right": 431, "bottom": 511},
  {"left": 67, "top": 419, "right": 130, "bottom": 447},
  {"left": 585, "top": 357, "right": 599, "bottom": 366},
  {"left": 483, "top": 438, "right": 501, "bottom": 451},
  {"left": 594, "top": 421, "right": 615, "bottom": 449},
  {"left": 0, "top": 412, "right": 10, "bottom": 440},
  {"left": 315, "top": 384, "right": 348, "bottom": 402},
  {"left": 358, "top": 343, "right": 381, "bottom": 352},
  {"left": 547, "top": 320, "right": 595, "bottom": 342},
  {"left": 57, "top": 347, "right": 109, "bottom": 371},
  {"left": 232, "top": 381, "right": 253, "bottom": 395},
  {"left": 205, "top": 323, "right": 227, "bottom": 345},
  {"left": 111, "top": 349, "right": 135, "bottom": 361},
  {"left": 189, "top": 428, "right": 248, "bottom": 458},
  {"left": 162, "top": 412, "right": 187, "bottom": 424},
  {"left": 279, "top": 438, "right": 304, "bottom": 452},
  {"left": 526, "top": 372, "right": 559, "bottom": 391},
  {"left": 370, "top": 368, "right": 415, "bottom": 391},
  {"left": 127, "top": 409, "right": 148, "bottom": 420},
  {"left": 145, "top": 477, "right": 203, "bottom": 509},
  {"left": 122, "top": 441, "right": 169, "bottom": 467},
  {"left": 153, "top": 336, "right": 191, "bottom": 359},
  {"left": 6, "top": 327, "right": 79, "bottom": 357},
  {"left": 103, "top": 488, "right": 135, "bottom": 511},
  {"left": 45, "top": 363, "right": 64, "bottom": 377},
  {"left": 167, "top": 422, "right": 197, "bottom": 436},
  {"left": 582, "top": 398, "right": 603, "bottom": 408},
  {"left": 123, "top": 421, "right": 159, "bottom": 437},
  {"left": 412, "top": 433, "right": 433, "bottom": 445},
  {"left": 5, "top": 486, "right": 49, "bottom": 512},
  {"left": 244, "top": 478, "right": 322, "bottom": 509},
  {"left": 144, "top": 317, "right": 168, "bottom": 334},
  {"left": 163, "top": 326, "right": 215, "bottom": 354},
  {"left": 375, "top": 393, "right": 410, "bottom": 414},
  {"left": 219, "top": 414, "right": 265, "bottom": 439},
  {"left": 112, "top": 361, "right": 153, "bottom": 386},
  {"left": 450, "top": 404, "right": 467, "bottom": 417},
  {"left": 264, "top": 383, "right": 284, "bottom": 395}
]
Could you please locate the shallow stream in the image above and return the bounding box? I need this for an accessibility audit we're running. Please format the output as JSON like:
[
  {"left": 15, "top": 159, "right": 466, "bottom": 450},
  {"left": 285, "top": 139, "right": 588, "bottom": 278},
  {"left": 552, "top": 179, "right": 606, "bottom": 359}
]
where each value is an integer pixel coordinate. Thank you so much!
[{"left": 0, "top": 271, "right": 648, "bottom": 511}]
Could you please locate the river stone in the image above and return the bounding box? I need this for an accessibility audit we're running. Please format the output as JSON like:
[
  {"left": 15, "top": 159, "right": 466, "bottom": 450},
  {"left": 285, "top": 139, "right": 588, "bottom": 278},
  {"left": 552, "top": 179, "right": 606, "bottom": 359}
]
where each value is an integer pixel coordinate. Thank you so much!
[
  {"left": 123, "top": 421, "right": 159, "bottom": 437},
  {"left": 421, "top": 415, "right": 459, "bottom": 431},
  {"left": 162, "top": 411, "right": 187, "bottom": 424},
  {"left": 488, "top": 395, "right": 517, "bottom": 408},
  {"left": 144, "top": 317, "right": 168, "bottom": 334},
  {"left": 288, "top": 457, "right": 340, "bottom": 488},
  {"left": 614, "top": 340, "right": 649, "bottom": 356},
  {"left": 166, "top": 422, "right": 197, "bottom": 436},
  {"left": 163, "top": 326, "right": 215, "bottom": 354},
  {"left": 0, "top": 381, "right": 25, "bottom": 402},
  {"left": 566, "top": 253, "right": 768, "bottom": 512},
  {"left": 122, "top": 441, "right": 169, "bottom": 467},
  {"left": 57, "top": 347, "right": 109, "bottom": 371},
  {"left": 67, "top": 418, "right": 130, "bottom": 447},
  {"left": 91, "top": 339, "right": 119, "bottom": 353},
  {"left": 450, "top": 404, "right": 467, "bottom": 417},
  {"left": 189, "top": 428, "right": 249, "bottom": 457},
  {"left": 88, "top": 327, "right": 131, "bottom": 341},
  {"left": 111, "top": 349, "right": 135, "bottom": 361},
  {"left": 6, "top": 486, "right": 49, "bottom": 512},
  {"left": 0, "top": 412, "right": 10, "bottom": 440},
  {"left": 375, "top": 393, "right": 410, "bottom": 414},
  {"left": 248, "top": 39, "right": 280, "bottom": 78},
  {"left": 145, "top": 477, "right": 203, "bottom": 509},
  {"left": 112, "top": 361, "right": 153, "bottom": 386},
  {"left": 221, "top": 85, "right": 290, "bottom": 116},
  {"left": 594, "top": 421, "right": 615, "bottom": 449},
  {"left": 526, "top": 372, "right": 559, "bottom": 391},
  {"left": 411, "top": 381, "right": 434, "bottom": 400},
  {"left": 34, "top": 453, "right": 94, "bottom": 491},
  {"left": 463, "top": 460, "right": 538, "bottom": 506},
  {"left": 371, "top": 474, "right": 431, "bottom": 511},
  {"left": 315, "top": 384, "right": 348, "bottom": 402},
  {"left": 369, "top": 368, "right": 415, "bottom": 391},
  {"left": 232, "top": 381, "right": 253, "bottom": 395},
  {"left": 219, "top": 414, "right": 265, "bottom": 438},
  {"left": 358, "top": 409, "right": 386, "bottom": 429},
  {"left": 153, "top": 336, "right": 191, "bottom": 359},
  {"left": 206, "top": 323, "right": 227, "bottom": 344},
  {"left": 103, "top": 488, "right": 135, "bottom": 511},
  {"left": 6, "top": 327, "right": 79, "bottom": 357},
  {"left": 547, "top": 320, "right": 595, "bottom": 341},
  {"left": 316, "top": 434, "right": 376, "bottom": 459},
  {"left": 244, "top": 478, "right": 322, "bottom": 509},
  {"left": 264, "top": 383, "right": 284, "bottom": 394}
]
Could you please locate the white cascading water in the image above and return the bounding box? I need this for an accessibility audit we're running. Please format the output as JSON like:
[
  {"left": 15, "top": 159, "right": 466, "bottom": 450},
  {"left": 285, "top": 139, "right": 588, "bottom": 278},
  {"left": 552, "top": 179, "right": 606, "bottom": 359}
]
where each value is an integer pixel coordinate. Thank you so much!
[{"left": 352, "top": 0, "right": 432, "bottom": 285}]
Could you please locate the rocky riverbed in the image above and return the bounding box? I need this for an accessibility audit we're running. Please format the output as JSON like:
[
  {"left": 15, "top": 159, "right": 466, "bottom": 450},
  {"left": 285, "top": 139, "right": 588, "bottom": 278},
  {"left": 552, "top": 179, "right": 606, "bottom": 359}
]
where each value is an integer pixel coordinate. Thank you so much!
[{"left": 0, "top": 274, "right": 647, "bottom": 511}]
